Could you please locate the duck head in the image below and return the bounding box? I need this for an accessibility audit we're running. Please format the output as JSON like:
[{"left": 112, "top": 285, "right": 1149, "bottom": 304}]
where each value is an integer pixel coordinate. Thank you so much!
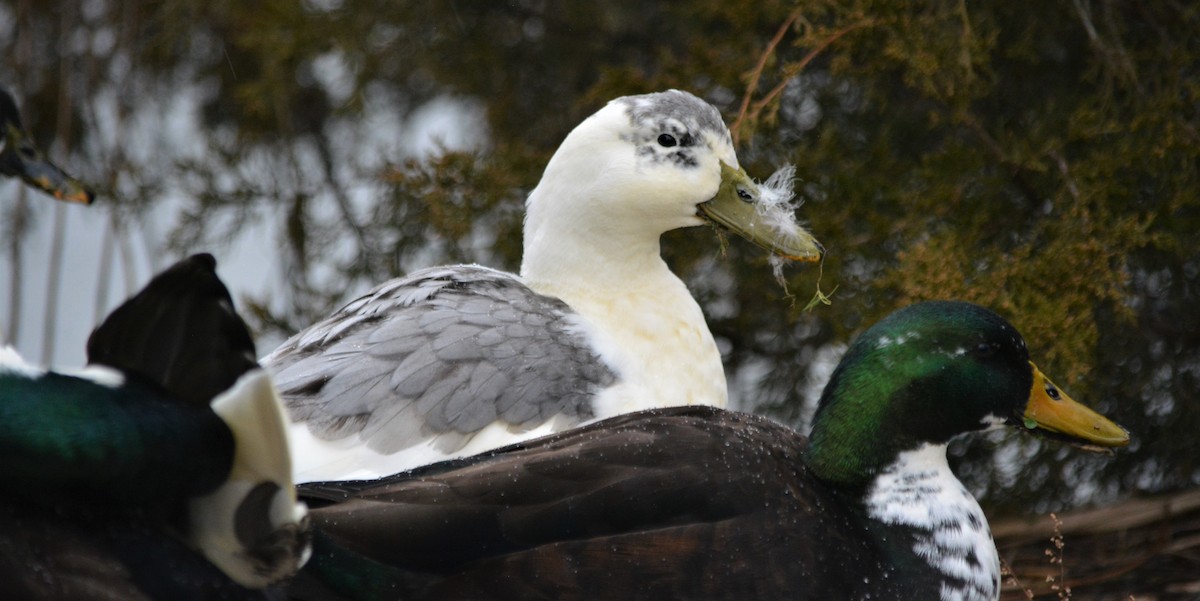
[
  {"left": 807, "top": 300, "right": 1129, "bottom": 485},
  {"left": 521, "top": 90, "right": 820, "bottom": 281},
  {"left": 0, "top": 86, "right": 93, "bottom": 204}
]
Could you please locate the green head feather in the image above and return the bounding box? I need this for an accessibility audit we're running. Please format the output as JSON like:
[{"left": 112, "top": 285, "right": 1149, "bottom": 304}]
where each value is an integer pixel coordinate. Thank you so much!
[{"left": 806, "top": 301, "right": 1032, "bottom": 485}]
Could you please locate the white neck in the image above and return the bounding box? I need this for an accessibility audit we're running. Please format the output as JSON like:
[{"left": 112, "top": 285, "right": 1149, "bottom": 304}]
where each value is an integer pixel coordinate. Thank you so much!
[
  {"left": 519, "top": 185, "right": 727, "bottom": 413},
  {"left": 520, "top": 202, "right": 675, "bottom": 295},
  {"left": 866, "top": 444, "right": 1001, "bottom": 601}
]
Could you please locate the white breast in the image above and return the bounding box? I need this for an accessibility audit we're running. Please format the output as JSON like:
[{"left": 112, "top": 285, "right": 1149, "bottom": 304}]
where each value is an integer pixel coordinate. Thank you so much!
[
  {"left": 866, "top": 443, "right": 1001, "bottom": 601},
  {"left": 541, "top": 267, "right": 728, "bottom": 419}
]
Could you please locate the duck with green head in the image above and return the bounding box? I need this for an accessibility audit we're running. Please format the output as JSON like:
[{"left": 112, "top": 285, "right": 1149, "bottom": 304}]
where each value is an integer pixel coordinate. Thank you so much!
[
  {"left": 804, "top": 301, "right": 1127, "bottom": 599},
  {"left": 291, "top": 300, "right": 1129, "bottom": 601},
  {"left": 0, "top": 254, "right": 309, "bottom": 599}
]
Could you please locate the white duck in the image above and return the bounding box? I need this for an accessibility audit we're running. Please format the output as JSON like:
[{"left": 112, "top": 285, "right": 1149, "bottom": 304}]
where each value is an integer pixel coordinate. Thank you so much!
[{"left": 264, "top": 90, "right": 822, "bottom": 482}]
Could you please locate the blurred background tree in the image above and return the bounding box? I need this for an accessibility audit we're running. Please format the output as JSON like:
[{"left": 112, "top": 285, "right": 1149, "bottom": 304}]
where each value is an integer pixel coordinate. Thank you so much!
[{"left": 2, "top": 0, "right": 1196, "bottom": 520}]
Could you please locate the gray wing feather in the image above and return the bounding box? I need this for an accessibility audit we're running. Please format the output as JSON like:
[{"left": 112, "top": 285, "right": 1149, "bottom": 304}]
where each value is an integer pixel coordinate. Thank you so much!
[
  {"left": 389, "top": 344, "right": 443, "bottom": 394},
  {"left": 263, "top": 265, "right": 617, "bottom": 454}
]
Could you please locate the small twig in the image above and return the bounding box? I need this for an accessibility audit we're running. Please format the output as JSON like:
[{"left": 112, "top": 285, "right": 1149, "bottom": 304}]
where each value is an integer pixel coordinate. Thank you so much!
[
  {"left": 731, "top": 18, "right": 874, "bottom": 145},
  {"left": 1045, "top": 512, "right": 1071, "bottom": 600},
  {"left": 957, "top": 112, "right": 1042, "bottom": 206},
  {"left": 731, "top": 8, "right": 801, "bottom": 145},
  {"left": 1001, "top": 555, "right": 1035, "bottom": 600},
  {"left": 752, "top": 21, "right": 872, "bottom": 117},
  {"left": 801, "top": 256, "right": 836, "bottom": 312}
]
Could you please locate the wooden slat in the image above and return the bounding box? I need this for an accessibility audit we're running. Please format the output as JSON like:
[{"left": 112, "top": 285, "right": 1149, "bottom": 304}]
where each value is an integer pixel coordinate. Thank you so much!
[
  {"left": 993, "top": 488, "right": 1200, "bottom": 600},
  {"left": 992, "top": 489, "right": 1200, "bottom": 541}
]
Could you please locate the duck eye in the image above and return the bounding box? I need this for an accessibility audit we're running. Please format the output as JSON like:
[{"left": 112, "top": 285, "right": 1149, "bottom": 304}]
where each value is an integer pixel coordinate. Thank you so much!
[
  {"left": 657, "top": 134, "right": 677, "bottom": 147},
  {"left": 1045, "top": 382, "right": 1062, "bottom": 401},
  {"left": 975, "top": 342, "right": 998, "bottom": 358}
]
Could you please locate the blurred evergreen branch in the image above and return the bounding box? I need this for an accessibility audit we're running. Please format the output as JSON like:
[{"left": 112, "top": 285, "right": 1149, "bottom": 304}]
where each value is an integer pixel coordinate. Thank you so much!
[{"left": 2, "top": 0, "right": 1197, "bottom": 516}]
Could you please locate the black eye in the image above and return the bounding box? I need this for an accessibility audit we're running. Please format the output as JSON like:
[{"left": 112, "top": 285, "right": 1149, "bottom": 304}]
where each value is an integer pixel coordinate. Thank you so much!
[
  {"left": 657, "top": 134, "right": 677, "bottom": 147},
  {"left": 1045, "top": 382, "right": 1062, "bottom": 401},
  {"left": 975, "top": 342, "right": 998, "bottom": 358}
]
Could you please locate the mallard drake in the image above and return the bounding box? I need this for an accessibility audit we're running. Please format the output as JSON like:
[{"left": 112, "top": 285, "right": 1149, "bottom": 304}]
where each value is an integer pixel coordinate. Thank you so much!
[
  {"left": 0, "top": 85, "right": 93, "bottom": 203},
  {"left": 0, "top": 254, "right": 309, "bottom": 599},
  {"left": 264, "top": 90, "right": 823, "bottom": 482},
  {"left": 290, "top": 301, "right": 1128, "bottom": 601}
]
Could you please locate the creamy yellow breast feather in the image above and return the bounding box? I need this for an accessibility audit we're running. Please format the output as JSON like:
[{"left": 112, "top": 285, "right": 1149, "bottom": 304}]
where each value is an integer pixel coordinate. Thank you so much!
[{"left": 542, "top": 274, "right": 729, "bottom": 418}]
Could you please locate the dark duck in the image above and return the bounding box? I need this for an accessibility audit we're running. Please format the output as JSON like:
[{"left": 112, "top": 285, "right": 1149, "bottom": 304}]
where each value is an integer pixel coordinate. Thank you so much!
[
  {"left": 290, "top": 300, "right": 1128, "bottom": 601},
  {"left": 0, "top": 254, "right": 309, "bottom": 599}
]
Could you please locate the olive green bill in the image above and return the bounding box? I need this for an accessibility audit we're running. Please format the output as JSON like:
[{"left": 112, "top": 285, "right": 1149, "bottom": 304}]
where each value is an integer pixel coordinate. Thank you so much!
[
  {"left": 696, "top": 161, "right": 822, "bottom": 262},
  {"left": 1020, "top": 362, "right": 1130, "bottom": 450}
]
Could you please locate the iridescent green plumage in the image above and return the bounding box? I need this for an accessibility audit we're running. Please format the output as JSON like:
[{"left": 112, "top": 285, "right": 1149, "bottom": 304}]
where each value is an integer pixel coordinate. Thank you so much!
[
  {"left": 0, "top": 254, "right": 308, "bottom": 599},
  {"left": 0, "top": 371, "right": 232, "bottom": 501},
  {"left": 806, "top": 301, "right": 1032, "bottom": 485}
]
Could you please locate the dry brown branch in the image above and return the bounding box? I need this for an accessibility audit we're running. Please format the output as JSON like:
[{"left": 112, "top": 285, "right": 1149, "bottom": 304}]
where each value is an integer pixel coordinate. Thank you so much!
[
  {"left": 731, "top": 8, "right": 800, "bottom": 145},
  {"left": 731, "top": 16, "right": 872, "bottom": 145}
]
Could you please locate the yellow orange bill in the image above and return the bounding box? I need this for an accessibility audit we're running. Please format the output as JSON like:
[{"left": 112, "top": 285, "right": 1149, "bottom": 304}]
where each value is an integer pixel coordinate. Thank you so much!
[{"left": 1021, "top": 362, "right": 1129, "bottom": 449}]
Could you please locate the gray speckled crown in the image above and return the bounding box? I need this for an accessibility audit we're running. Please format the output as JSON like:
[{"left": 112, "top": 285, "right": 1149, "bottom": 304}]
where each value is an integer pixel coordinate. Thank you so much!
[{"left": 615, "top": 90, "right": 731, "bottom": 146}]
